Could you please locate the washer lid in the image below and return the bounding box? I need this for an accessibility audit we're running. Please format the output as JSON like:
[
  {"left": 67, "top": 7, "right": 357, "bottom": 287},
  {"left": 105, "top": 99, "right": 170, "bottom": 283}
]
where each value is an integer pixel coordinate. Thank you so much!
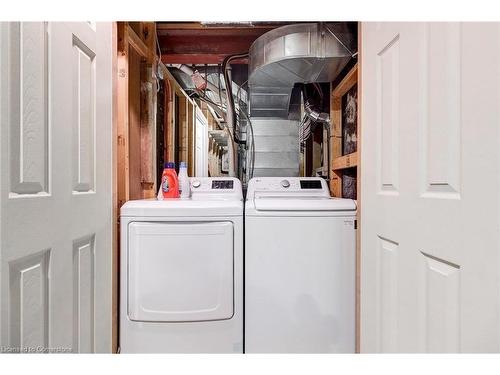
[
  {"left": 121, "top": 199, "right": 243, "bottom": 217},
  {"left": 253, "top": 195, "right": 357, "bottom": 212}
]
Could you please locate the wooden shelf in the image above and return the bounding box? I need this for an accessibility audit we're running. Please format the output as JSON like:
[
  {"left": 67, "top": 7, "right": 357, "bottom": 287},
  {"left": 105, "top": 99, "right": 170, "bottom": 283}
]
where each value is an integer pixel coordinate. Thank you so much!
[
  {"left": 329, "top": 62, "right": 359, "bottom": 199},
  {"left": 332, "top": 152, "right": 358, "bottom": 170}
]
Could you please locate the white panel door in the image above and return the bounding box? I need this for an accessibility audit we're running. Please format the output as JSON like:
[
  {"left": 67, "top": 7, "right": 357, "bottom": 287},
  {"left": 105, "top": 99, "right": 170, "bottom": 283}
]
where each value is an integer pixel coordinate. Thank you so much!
[
  {"left": 361, "top": 22, "right": 500, "bottom": 352},
  {"left": 0, "top": 22, "right": 113, "bottom": 353}
]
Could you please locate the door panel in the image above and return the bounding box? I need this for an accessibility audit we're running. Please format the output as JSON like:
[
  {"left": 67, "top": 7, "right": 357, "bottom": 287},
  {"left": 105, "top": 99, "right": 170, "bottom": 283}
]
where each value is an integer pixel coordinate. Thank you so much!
[
  {"left": 361, "top": 22, "right": 500, "bottom": 353},
  {"left": 0, "top": 22, "right": 113, "bottom": 353},
  {"left": 128, "top": 221, "right": 234, "bottom": 322},
  {"left": 245, "top": 215, "right": 355, "bottom": 353}
]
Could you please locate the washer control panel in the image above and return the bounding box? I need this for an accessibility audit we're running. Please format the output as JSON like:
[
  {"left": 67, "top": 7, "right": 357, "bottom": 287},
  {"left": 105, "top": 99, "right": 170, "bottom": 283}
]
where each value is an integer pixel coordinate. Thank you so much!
[
  {"left": 300, "top": 180, "right": 322, "bottom": 189},
  {"left": 247, "top": 177, "right": 330, "bottom": 199},
  {"left": 280, "top": 179, "right": 290, "bottom": 188}
]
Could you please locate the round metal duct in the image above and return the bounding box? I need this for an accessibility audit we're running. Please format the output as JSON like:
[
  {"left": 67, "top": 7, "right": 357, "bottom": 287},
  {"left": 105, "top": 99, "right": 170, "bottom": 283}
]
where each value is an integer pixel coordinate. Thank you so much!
[{"left": 248, "top": 22, "right": 356, "bottom": 118}]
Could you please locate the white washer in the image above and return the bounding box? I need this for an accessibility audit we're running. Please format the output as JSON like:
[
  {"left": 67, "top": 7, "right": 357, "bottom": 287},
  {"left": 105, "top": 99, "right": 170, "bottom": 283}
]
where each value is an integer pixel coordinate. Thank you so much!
[
  {"left": 120, "top": 177, "right": 243, "bottom": 353},
  {"left": 245, "top": 177, "right": 356, "bottom": 353}
]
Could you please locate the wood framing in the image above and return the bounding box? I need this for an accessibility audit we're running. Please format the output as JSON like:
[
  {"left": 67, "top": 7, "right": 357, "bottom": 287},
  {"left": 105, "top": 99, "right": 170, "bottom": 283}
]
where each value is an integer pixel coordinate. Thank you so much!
[
  {"left": 330, "top": 63, "right": 359, "bottom": 198},
  {"left": 117, "top": 22, "right": 130, "bottom": 209},
  {"left": 116, "top": 21, "right": 158, "bottom": 204},
  {"left": 157, "top": 63, "right": 199, "bottom": 174},
  {"left": 157, "top": 22, "right": 279, "bottom": 64},
  {"left": 187, "top": 101, "right": 195, "bottom": 176},
  {"left": 329, "top": 49, "right": 361, "bottom": 354},
  {"left": 127, "top": 25, "right": 149, "bottom": 60},
  {"left": 127, "top": 22, "right": 156, "bottom": 63},
  {"left": 115, "top": 21, "right": 159, "bottom": 352},
  {"left": 331, "top": 151, "right": 358, "bottom": 170}
]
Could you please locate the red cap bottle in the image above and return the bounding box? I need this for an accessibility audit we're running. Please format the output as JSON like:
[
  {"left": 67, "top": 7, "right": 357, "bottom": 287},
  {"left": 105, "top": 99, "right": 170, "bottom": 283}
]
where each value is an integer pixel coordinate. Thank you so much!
[{"left": 159, "top": 162, "right": 179, "bottom": 199}]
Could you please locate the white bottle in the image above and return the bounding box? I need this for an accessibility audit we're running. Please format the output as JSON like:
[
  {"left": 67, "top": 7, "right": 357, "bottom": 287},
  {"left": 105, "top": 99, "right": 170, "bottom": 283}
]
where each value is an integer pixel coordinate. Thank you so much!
[{"left": 178, "top": 161, "right": 191, "bottom": 199}]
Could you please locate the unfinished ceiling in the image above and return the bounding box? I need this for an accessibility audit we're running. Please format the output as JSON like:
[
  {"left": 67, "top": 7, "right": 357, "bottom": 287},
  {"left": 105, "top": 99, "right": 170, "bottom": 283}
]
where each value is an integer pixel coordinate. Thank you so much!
[{"left": 156, "top": 22, "right": 296, "bottom": 64}]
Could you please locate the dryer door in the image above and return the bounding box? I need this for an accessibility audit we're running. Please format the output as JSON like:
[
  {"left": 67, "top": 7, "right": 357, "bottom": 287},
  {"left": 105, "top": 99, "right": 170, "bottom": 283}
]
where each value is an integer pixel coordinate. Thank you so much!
[{"left": 128, "top": 221, "right": 234, "bottom": 322}]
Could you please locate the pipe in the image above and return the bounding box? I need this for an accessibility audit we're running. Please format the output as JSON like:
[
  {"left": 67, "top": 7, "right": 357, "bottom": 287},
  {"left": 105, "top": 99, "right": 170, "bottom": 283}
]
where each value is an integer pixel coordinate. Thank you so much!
[
  {"left": 225, "top": 66, "right": 236, "bottom": 177},
  {"left": 304, "top": 100, "right": 330, "bottom": 123},
  {"left": 222, "top": 53, "right": 249, "bottom": 177}
]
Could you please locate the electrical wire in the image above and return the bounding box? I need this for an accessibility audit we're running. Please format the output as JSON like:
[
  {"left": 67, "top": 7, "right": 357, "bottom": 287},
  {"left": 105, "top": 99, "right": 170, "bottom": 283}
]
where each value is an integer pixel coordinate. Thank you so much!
[
  {"left": 235, "top": 79, "right": 248, "bottom": 108},
  {"left": 222, "top": 52, "right": 249, "bottom": 145},
  {"left": 218, "top": 65, "right": 222, "bottom": 108},
  {"left": 234, "top": 80, "right": 254, "bottom": 180},
  {"left": 154, "top": 28, "right": 163, "bottom": 92},
  {"left": 313, "top": 82, "right": 324, "bottom": 107},
  {"left": 239, "top": 108, "right": 255, "bottom": 181},
  {"left": 189, "top": 55, "right": 254, "bottom": 180},
  {"left": 221, "top": 52, "right": 250, "bottom": 179},
  {"left": 196, "top": 95, "right": 236, "bottom": 145}
]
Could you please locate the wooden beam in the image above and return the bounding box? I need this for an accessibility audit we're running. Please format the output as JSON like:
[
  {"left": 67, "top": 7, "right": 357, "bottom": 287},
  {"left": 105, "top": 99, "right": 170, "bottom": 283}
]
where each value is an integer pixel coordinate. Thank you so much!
[
  {"left": 156, "top": 25, "right": 272, "bottom": 64},
  {"left": 128, "top": 44, "right": 143, "bottom": 200},
  {"left": 332, "top": 152, "right": 358, "bottom": 170},
  {"left": 117, "top": 22, "right": 130, "bottom": 207},
  {"left": 161, "top": 54, "right": 248, "bottom": 65},
  {"left": 330, "top": 170, "right": 342, "bottom": 198},
  {"left": 140, "top": 63, "right": 155, "bottom": 197},
  {"left": 332, "top": 63, "right": 358, "bottom": 97},
  {"left": 158, "top": 32, "right": 262, "bottom": 56},
  {"left": 156, "top": 22, "right": 279, "bottom": 34},
  {"left": 127, "top": 24, "right": 149, "bottom": 59},
  {"left": 142, "top": 22, "right": 157, "bottom": 64},
  {"left": 157, "top": 27, "right": 275, "bottom": 37}
]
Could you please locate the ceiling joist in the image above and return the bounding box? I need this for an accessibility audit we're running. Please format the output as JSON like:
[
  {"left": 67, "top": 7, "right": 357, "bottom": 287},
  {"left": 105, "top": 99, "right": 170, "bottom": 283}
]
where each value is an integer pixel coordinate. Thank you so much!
[{"left": 156, "top": 22, "right": 285, "bottom": 65}]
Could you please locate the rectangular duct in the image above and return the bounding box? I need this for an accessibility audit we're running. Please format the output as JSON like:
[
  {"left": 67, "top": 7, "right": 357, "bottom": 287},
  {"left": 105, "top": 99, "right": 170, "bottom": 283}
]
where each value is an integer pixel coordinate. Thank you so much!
[{"left": 250, "top": 118, "right": 299, "bottom": 177}]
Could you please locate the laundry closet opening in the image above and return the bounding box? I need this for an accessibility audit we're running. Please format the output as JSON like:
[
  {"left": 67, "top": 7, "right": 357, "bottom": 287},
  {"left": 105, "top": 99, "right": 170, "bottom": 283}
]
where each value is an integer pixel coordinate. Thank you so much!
[{"left": 115, "top": 21, "right": 361, "bottom": 353}]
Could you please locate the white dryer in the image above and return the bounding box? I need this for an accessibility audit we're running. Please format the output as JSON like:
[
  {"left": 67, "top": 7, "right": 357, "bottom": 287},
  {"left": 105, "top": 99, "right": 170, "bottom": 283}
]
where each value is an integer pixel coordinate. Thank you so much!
[
  {"left": 245, "top": 177, "right": 356, "bottom": 353},
  {"left": 120, "top": 177, "right": 243, "bottom": 353}
]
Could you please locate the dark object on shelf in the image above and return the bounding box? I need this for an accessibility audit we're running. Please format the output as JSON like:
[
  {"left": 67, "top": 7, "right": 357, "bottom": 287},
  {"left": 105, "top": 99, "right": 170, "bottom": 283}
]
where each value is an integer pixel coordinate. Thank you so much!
[
  {"left": 342, "top": 167, "right": 357, "bottom": 200},
  {"left": 342, "top": 83, "right": 358, "bottom": 155}
]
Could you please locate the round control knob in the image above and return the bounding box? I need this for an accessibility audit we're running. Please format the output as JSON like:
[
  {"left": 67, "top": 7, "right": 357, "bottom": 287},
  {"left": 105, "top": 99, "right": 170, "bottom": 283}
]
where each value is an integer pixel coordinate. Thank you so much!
[
  {"left": 280, "top": 179, "right": 290, "bottom": 188},
  {"left": 192, "top": 180, "right": 201, "bottom": 188}
]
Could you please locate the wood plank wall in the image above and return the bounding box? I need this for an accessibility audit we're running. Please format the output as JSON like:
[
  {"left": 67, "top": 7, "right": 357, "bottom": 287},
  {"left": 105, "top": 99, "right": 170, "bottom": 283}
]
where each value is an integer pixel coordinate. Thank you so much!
[{"left": 328, "top": 24, "right": 362, "bottom": 352}]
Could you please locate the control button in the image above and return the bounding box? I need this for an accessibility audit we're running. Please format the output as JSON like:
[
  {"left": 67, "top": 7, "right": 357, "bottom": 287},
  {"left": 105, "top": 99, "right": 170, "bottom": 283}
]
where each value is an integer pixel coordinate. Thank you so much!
[
  {"left": 192, "top": 180, "right": 201, "bottom": 188},
  {"left": 280, "top": 179, "right": 290, "bottom": 188}
]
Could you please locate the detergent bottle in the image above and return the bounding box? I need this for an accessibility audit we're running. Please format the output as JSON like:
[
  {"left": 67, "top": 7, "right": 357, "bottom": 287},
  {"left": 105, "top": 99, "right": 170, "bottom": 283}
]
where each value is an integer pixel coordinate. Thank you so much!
[
  {"left": 178, "top": 162, "right": 191, "bottom": 199},
  {"left": 157, "top": 162, "right": 179, "bottom": 199}
]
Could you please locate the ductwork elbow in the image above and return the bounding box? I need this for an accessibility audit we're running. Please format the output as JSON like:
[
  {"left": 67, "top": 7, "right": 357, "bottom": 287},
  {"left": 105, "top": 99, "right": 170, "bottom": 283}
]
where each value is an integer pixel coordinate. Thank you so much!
[{"left": 248, "top": 22, "right": 356, "bottom": 119}]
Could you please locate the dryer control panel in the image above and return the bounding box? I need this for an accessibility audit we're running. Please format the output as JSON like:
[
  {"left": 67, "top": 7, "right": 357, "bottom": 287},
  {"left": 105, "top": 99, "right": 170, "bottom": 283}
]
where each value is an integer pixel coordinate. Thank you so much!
[
  {"left": 212, "top": 180, "right": 234, "bottom": 190},
  {"left": 190, "top": 177, "right": 242, "bottom": 200}
]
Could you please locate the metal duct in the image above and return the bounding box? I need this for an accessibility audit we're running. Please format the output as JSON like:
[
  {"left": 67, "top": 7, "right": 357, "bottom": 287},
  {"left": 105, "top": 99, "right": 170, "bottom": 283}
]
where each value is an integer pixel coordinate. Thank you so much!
[{"left": 248, "top": 22, "right": 356, "bottom": 118}]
